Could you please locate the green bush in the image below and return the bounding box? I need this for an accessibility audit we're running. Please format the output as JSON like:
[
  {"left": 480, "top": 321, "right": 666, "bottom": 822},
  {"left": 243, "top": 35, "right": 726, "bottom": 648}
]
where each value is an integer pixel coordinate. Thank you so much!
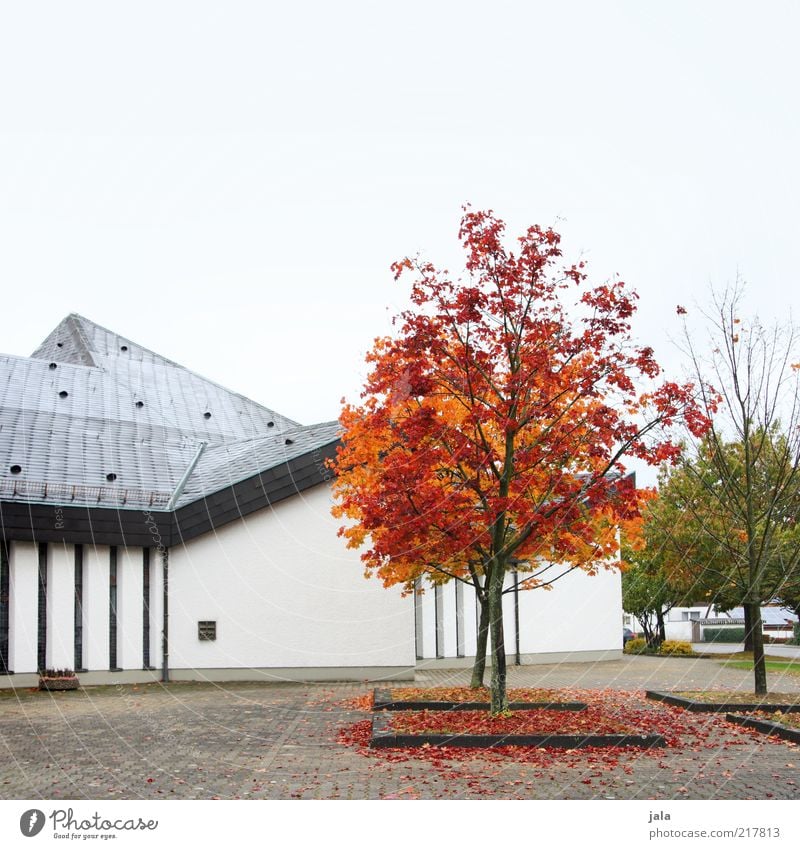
[
  {"left": 658, "top": 639, "right": 695, "bottom": 656},
  {"left": 623, "top": 637, "right": 648, "bottom": 654},
  {"left": 792, "top": 622, "right": 800, "bottom": 646},
  {"left": 702, "top": 627, "right": 745, "bottom": 643}
]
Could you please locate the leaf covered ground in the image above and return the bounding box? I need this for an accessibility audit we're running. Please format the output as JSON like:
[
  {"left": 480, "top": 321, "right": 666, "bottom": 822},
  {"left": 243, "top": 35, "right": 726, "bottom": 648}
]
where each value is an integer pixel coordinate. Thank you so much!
[
  {"left": 387, "top": 707, "right": 630, "bottom": 736},
  {"left": 388, "top": 687, "right": 575, "bottom": 703},
  {"left": 673, "top": 691, "right": 800, "bottom": 705},
  {"left": 337, "top": 687, "right": 796, "bottom": 785}
]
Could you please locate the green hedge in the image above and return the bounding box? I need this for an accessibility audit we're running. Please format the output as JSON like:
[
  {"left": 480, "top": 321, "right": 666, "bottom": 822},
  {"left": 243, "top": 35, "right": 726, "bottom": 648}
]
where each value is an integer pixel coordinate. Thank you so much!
[{"left": 702, "top": 627, "right": 745, "bottom": 643}]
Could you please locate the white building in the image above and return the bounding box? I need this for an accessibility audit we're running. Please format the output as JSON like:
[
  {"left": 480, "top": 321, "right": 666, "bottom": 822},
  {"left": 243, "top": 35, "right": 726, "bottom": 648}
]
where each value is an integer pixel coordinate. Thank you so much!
[{"left": 0, "top": 314, "right": 623, "bottom": 688}]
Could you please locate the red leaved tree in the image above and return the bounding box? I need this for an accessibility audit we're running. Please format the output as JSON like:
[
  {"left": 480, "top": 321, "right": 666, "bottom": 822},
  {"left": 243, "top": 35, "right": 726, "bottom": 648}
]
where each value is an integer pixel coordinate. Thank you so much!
[{"left": 331, "top": 208, "right": 711, "bottom": 713}]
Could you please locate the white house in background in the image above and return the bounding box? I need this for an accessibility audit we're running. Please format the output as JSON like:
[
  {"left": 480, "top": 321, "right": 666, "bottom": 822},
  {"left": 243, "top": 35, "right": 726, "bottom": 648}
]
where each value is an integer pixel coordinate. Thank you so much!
[
  {"left": 625, "top": 605, "right": 799, "bottom": 643},
  {"left": 0, "top": 314, "right": 624, "bottom": 689}
]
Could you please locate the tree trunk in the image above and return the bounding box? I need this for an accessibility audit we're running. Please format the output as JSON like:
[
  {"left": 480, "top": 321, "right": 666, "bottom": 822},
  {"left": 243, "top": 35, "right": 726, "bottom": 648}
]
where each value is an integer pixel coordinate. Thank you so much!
[
  {"left": 744, "top": 603, "right": 754, "bottom": 652},
  {"left": 656, "top": 608, "right": 666, "bottom": 645},
  {"left": 488, "top": 567, "right": 508, "bottom": 715},
  {"left": 750, "top": 602, "right": 768, "bottom": 695},
  {"left": 470, "top": 598, "right": 489, "bottom": 689},
  {"left": 640, "top": 617, "right": 654, "bottom": 648}
]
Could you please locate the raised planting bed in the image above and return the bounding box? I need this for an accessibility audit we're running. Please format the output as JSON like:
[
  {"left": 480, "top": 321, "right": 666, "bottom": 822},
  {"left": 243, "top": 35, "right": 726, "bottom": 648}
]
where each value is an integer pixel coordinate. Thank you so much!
[
  {"left": 374, "top": 687, "right": 586, "bottom": 712},
  {"left": 725, "top": 713, "right": 800, "bottom": 744},
  {"left": 647, "top": 690, "right": 800, "bottom": 713},
  {"left": 369, "top": 709, "right": 665, "bottom": 749},
  {"left": 38, "top": 677, "right": 80, "bottom": 692}
]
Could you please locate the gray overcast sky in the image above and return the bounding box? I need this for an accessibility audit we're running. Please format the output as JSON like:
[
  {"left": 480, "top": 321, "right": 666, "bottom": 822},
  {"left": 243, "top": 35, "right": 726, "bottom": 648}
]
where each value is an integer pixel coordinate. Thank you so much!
[{"left": 2, "top": 1, "right": 798, "bottom": 439}]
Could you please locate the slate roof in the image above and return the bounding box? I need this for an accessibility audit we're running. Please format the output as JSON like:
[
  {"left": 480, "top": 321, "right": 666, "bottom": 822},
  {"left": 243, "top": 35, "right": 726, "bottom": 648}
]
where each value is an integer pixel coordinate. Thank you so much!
[{"left": 0, "top": 314, "right": 339, "bottom": 514}]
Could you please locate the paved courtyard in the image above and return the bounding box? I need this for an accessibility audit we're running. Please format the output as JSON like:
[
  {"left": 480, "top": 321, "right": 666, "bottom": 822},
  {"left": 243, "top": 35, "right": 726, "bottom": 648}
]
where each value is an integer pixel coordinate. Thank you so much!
[{"left": 1, "top": 655, "right": 799, "bottom": 800}]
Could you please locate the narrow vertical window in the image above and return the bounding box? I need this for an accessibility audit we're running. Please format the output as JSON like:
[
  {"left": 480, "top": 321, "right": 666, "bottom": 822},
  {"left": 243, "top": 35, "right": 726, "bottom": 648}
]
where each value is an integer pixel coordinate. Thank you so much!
[
  {"left": 74, "top": 545, "right": 84, "bottom": 671},
  {"left": 413, "top": 577, "right": 423, "bottom": 660},
  {"left": 37, "top": 543, "right": 47, "bottom": 672},
  {"left": 0, "top": 541, "right": 10, "bottom": 674},
  {"left": 109, "top": 547, "right": 118, "bottom": 670},
  {"left": 142, "top": 549, "right": 151, "bottom": 669},
  {"left": 434, "top": 584, "right": 444, "bottom": 658},
  {"left": 455, "top": 581, "right": 465, "bottom": 657}
]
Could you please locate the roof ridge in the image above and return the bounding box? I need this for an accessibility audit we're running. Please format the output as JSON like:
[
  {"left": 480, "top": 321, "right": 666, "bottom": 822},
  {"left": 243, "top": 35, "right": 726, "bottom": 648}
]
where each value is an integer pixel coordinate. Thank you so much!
[
  {"left": 67, "top": 313, "right": 189, "bottom": 371},
  {"left": 69, "top": 313, "right": 302, "bottom": 427}
]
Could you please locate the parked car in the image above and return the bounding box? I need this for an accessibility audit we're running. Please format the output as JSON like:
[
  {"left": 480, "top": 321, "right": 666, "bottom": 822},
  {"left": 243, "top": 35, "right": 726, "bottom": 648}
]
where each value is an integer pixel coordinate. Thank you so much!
[{"left": 623, "top": 627, "right": 635, "bottom": 645}]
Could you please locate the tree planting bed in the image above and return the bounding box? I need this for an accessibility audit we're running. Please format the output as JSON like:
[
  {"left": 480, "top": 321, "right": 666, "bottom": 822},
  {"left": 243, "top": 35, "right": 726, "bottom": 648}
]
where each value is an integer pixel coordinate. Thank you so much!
[
  {"left": 725, "top": 713, "right": 800, "bottom": 744},
  {"left": 373, "top": 687, "right": 587, "bottom": 712},
  {"left": 369, "top": 708, "right": 665, "bottom": 750},
  {"left": 647, "top": 690, "right": 800, "bottom": 713}
]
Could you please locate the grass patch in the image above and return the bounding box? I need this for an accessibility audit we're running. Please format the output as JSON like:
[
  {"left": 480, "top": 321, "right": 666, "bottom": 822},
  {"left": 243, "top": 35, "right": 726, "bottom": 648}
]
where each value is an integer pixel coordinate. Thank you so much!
[{"left": 722, "top": 659, "right": 800, "bottom": 673}]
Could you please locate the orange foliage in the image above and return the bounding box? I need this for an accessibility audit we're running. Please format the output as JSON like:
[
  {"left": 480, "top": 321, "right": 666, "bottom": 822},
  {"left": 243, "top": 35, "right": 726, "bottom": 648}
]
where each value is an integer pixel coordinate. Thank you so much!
[{"left": 330, "top": 208, "right": 710, "bottom": 594}]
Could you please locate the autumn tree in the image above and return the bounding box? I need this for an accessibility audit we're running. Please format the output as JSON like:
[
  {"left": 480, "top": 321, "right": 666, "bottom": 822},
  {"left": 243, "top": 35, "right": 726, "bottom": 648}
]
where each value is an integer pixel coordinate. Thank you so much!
[
  {"left": 331, "top": 208, "right": 709, "bottom": 714},
  {"left": 667, "top": 288, "right": 800, "bottom": 693}
]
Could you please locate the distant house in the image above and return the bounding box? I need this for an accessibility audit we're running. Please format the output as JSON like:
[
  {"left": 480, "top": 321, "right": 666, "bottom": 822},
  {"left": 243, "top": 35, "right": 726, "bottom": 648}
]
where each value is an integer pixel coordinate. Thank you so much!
[
  {"left": 660, "top": 605, "right": 798, "bottom": 643},
  {"left": 0, "top": 314, "right": 623, "bottom": 688}
]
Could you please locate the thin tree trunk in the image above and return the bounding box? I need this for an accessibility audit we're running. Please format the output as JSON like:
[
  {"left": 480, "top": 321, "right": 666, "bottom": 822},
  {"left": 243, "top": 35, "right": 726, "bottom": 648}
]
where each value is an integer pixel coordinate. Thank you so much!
[
  {"left": 656, "top": 608, "right": 666, "bottom": 645},
  {"left": 470, "top": 598, "right": 489, "bottom": 688},
  {"left": 751, "top": 602, "right": 767, "bottom": 694},
  {"left": 488, "top": 567, "right": 508, "bottom": 714}
]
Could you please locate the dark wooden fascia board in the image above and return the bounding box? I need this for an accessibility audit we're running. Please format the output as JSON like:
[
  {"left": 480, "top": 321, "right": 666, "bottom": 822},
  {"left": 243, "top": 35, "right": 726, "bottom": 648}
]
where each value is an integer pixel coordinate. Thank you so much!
[{"left": 0, "top": 439, "right": 339, "bottom": 548}]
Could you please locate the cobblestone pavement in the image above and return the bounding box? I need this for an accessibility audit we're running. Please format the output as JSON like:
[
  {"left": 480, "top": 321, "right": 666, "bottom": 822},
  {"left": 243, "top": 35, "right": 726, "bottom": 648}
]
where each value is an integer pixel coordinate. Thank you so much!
[{"left": 1, "top": 655, "right": 799, "bottom": 801}]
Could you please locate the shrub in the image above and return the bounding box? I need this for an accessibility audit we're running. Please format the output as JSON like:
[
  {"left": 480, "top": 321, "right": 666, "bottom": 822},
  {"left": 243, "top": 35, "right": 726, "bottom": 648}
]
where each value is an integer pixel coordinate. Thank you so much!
[
  {"left": 658, "top": 640, "right": 695, "bottom": 656},
  {"left": 623, "top": 637, "right": 648, "bottom": 654},
  {"left": 792, "top": 622, "right": 800, "bottom": 646},
  {"left": 40, "top": 668, "right": 76, "bottom": 678},
  {"left": 702, "top": 627, "right": 745, "bottom": 643}
]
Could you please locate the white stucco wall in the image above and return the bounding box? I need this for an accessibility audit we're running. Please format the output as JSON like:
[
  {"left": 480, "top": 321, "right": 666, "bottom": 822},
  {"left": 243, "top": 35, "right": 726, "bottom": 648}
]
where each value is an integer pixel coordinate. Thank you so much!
[
  {"left": 83, "top": 544, "right": 110, "bottom": 672},
  {"left": 8, "top": 541, "right": 37, "bottom": 673},
  {"left": 168, "top": 482, "right": 415, "bottom": 671},
  {"left": 48, "top": 542, "right": 73, "bottom": 670},
  {"left": 117, "top": 547, "right": 143, "bottom": 670},
  {"left": 417, "top": 564, "right": 623, "bottom": 659}
]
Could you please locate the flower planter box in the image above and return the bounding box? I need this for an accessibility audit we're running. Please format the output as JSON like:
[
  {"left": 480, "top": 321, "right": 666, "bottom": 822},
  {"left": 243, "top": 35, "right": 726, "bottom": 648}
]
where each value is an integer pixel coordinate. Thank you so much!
[{"left": 39, "top": 676, "right": 80, "bottom": 692}]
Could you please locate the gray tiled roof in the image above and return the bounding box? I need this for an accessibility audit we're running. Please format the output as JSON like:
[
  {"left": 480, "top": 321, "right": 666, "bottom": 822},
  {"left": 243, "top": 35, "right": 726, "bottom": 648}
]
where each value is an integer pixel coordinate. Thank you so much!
[
  {"left": 175, "top": 421, "right": 340, "bottom": 508},
  {"left": 1, "top": 315, "right": 339, "bottom": 512}
]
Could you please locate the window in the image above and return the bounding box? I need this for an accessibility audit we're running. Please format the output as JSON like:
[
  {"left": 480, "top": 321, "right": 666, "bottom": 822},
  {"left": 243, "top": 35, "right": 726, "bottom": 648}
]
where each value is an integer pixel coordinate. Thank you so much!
[
  {"left": 74, "top": 546, "right": 84, "bottom": 671},
  {"left": 434, "top": 585, "right": 444, "bottom": 658},
  {"left": 413, "top": 577, "right": 423, "bottom": 660},
  {"left": 109, "top": 547, "right": 118, "bottom": 670},
  {"left": 37, "top": 544, "right": 47, "bottom": 672},
  {"left": 142, "top": 549, "right": 151, "bottom": 668},
  {"left": 198, "top": 621, "right": 216, "bottom": 641},
  {"left": 455, "top": 582, "right": 465, "bottom": 657},
  {"left": 0, "top": 541, "right": 9, "bottom": 674}
]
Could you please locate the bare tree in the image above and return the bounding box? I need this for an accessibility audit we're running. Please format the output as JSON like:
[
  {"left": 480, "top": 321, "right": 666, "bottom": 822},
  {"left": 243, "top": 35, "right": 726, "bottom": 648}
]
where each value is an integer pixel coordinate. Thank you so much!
[{"left": 674, "top": 284, "right": 800, "bottom": 694}]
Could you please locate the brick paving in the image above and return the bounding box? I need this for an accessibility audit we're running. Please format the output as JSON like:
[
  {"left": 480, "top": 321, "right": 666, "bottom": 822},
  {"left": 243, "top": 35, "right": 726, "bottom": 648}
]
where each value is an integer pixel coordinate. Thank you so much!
[{"left": 1, "top": 655, "right": 799, "bottom": 800}]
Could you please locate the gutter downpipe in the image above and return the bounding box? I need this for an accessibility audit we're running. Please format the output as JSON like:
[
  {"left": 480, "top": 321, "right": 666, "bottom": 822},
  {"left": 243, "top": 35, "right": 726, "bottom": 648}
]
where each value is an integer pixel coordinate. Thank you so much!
[
  {"left": 166, "top": 440, "right": 208, "bottom": 511},
  {"left": 162, "top": 440, "right": 208, "bottom": 684}
]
